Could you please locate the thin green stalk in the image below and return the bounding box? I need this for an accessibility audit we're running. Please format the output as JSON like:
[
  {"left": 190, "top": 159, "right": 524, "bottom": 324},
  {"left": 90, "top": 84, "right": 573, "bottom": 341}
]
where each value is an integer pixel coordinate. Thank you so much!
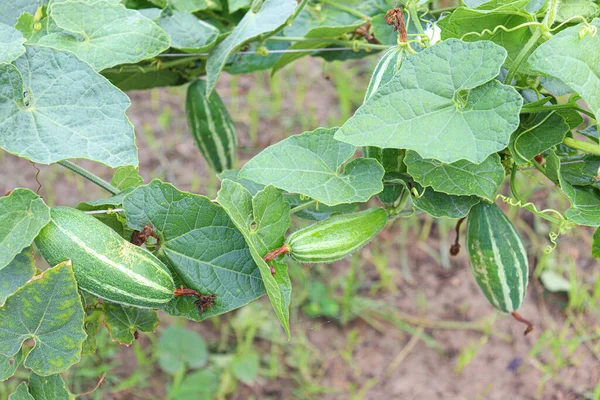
[
  {"left": 266, "top": 36, "right": 389, "bottom": 50},
  {"left": 407, "top": 2, "right": 428, "bottom": 44},
  {"left": 104, "top": 56, "right": 204, "bottom": 74},
  {"left": 504, "top": 30, "right": 543, "bottom": 84},
  {"left": 321, "top": 0, "right": 370, "bottom": 20},
  {"left": 57, "top": 160, "right": 120, "bottom": 195},
  {"left": 563, "top": 137, "right": 600, "bottom": 156},
  {"left": 290, "top": 199, "right": 317, "bottom": 214},
  {"left": 520, "top": 103, "right": 596, "bottom": 120}
]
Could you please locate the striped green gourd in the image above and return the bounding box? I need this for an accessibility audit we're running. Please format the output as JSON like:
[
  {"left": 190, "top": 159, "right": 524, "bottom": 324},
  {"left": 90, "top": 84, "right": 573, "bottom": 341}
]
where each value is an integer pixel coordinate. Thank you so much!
[
  {"left": 363, "top": 46, "right": 407, "bottom": 206},
  {"left": 186, "top": 79, "right": 237, "bottom": 173},
  {"left": 35, "top": 207, "right": 175, "bottom": 308},
  {"left": 286, "top": 208, "right": 387, "bottom": 263},
  {"left": 466, "top": 202, "right": 529, "bottom": 313}
]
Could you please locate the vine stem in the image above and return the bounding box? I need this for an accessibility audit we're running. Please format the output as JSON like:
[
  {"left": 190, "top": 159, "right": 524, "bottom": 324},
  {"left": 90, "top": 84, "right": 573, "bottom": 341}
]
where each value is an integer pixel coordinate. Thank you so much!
[
  {"left": 266, "top": 36, "right": 389, "bottom": 50},
  {"left": 563, "top": 137, "right": 600, "bottom": 156},
  {"left": 504, "top": 30, "right": 543, "bottom": 85},
  {"left": 407, "top": 1, "right": 429, "bottom": 46},
  {"left": 290, "top": 199, "right": 318, "bottom": 214},
  {"left": 57, "top": 160, "right": 120, "bottom": 195},
  {"left": 520, "top": 103, "right": 596, "bottom": 119},
  {"left": 321, "top": 0, "right": 370, "bottom": 20}
]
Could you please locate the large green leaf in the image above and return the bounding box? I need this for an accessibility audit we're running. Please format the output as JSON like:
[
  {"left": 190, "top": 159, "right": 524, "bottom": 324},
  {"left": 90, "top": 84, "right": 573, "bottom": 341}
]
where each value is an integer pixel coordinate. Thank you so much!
[
  {"left": 529, "top": 19, "right": 600, "bottom": 120},
  {"left": 556, "top": 0, "right": 599, "bottom": 22},
  {"left": 206, "top": 0, "right": 297, "bottom": 94},
  {"left": 0, "top": 189, "right": 50, "bottom": 271},
  {"left": 0, "top": 46, "right": 138, "bottom": 167},
  {"left": 28, "top": 374, "right": 71, "bottom": 400},
  {"left": 157, "top": 327, "right": 207, "bottom": 375},
  {"left": 437, "top": 7, "right": 532, "bottom": 68},
  {"left": 239, "top": 127, "right": 384, "bottom": 206},
  {"left": 0, "top": 0, "right": 46, "bottom": 26},
  {"left": 217, "top": 180, "right": 292, "bottom": 337},
  {"left": 157, "top": 9, "right": 219, "bottom": 52},
  {"left": 0, "top": 23, "right": 26, "bottom": 63},
  {"left": 38, "top": 0, "right": 169, "bottom": 71},
  {"left": 123, "top": 180, "right": 265, "bottom": 321},
  {"left": 0, "top": 350, "right": 22, "bottom": 382},
  {"left": 510, "top": 112, "right": 570, "bottom": 164},
  {"left": 404, "top": 152, "right": 505, "bottom": 201},
  {"left": 412, "top": 186, "right": 481, "bottom": 218},
  {"left": 103, "top": 68, "right": 187, "bottom": 91},
  {"left": 0, "top": 262, "right": 86, "bottom": 376},
  {"left": 0, "top": 247, "right": 35, "bottom": 306},
  {"left": 8, "top": 383, "right": 33, "bottom": 400},
  {"left": 560, "top": 156, "right": 600, "bottom": 188},
  {"left": 229, "top": 0, "right": 251, "bottom": 13},
  {"left": 334, "top": 39, "right": 523, "bottom": 164},
  {"left": 559, "top": 174, "right": 600, "bottom": 227},
  {"left": 103, "top": 302, "right": 158, "bottom": 345}
]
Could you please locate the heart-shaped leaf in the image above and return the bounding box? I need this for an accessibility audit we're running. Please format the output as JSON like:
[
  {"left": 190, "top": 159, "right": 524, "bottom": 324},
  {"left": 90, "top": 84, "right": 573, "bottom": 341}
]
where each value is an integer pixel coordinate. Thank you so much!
[
  {"left": 157, "top": 327, "right": 207, "bottom": 374},
  {"left": 0, "top": 189, "right": 50, "bottom": 271},
  {"left": 8, "top": 383, "right": 33, "bottom": 400},
  {"left": 0, "top": 46, "right": 138, "bottom": 167},
  {"left": 157, "top": 9, "right": 219, "bottom": 53},
  {"left": 103, "top": 302, "right": 159, "bottom": 345},
  {"left": 335, "top": 39, "right": 523, "bottom": 164},
  {"left": 0, "top": 247, "right": 35, "bottom": 306},
  {"left": 28, "top": 373, "right": 72, "bottom": 400},
  {"left": 239, "top": 127, "right": 384, "bottom": 206},
  {"left": 0, "top": 261, "right": 86, "bottom": 376}
]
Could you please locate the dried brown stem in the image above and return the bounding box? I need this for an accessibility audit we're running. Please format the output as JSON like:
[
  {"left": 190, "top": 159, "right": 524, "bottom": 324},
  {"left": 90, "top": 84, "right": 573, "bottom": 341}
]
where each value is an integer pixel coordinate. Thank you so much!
[
  {"left": 511, "top": 311, "right": 534, "bottom": 335},
  {"left": 450, "top": 217, "right": 467, "bottom": 256}
]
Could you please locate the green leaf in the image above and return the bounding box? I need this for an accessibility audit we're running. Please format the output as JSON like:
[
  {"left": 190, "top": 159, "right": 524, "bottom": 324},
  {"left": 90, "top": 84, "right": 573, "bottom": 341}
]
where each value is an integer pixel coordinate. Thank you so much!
[
  {"left": 540, "top": 270, "right": 571, "bottom": 292},
  {"left": 80, "top": 293, "right": 100, "bottom": 355},
  {"left": 404, "top": 151, "right": 505, "bottom": 200},
  {"left": 437, "top": 7, "right": 532, "bottom": 68},
  {"left": 123, "top": 180, "right": 266, "bottom": 321},
  {"left": 561, "top": 156, "right": 600, "bottom": 188},
  {"left": 206, "top": 0, "right": 297, "bottom": 94},
  {"left": 0, "top": 23, "right": 26, "bottom": 63},
  {"left": 510, "top": 112, "right": 570, "bottom": 164},
  {"left": 168, "top": 0, "right": 221, "bottom": 12},
  {"left": 285, "top": 194, "right": 358, "bottom": 221},
  {"left": 556, "top": 0, "right": 599, "bottom": 22},
  {"left": 529, "top": 19, "right": 600, "bottom": 120},
  {"left": 103, "top": 302, "right": 159, "bottom": 345},
  {"left": 335, "top": 39, "right": 522, "bottom": 164},
  {"left": 559, "top": 173, "right": 600, "bottom": 227},
  {"left": 0, "top": 261, "right": 86, "bottom": 376},
  {"left": 239, "top": 127, "right": 384, "bottom": 206},
  {"left": 412, "top": 186, "right": 481, "bottom": 218},
  {"left": 76, "top": 190, "right": 133, "bottom": 238},
  {"left": 103, "top": 68, "right": 187, "bottom": 91},
  {"left": 157, "top": 327, "right": 207, "bottom": 375},
  {"left": 8, "top": 383, "right": 33, "bottom": 400},
  {"left": 111, "top": 166, "right": 144, "bottom": 191},
  {"left": 593, "top": 227, "right": 599, "bottom": 258},
  {"left": 38, "top": 0, "right": 169, "bottom": 71},
  {"left": 218, "top": 169, "right": 266, "bottom": 195},
  {"left": 231, "top": 350, "right": 259, "bottom": 384},
  {"left": 0, "top": 189, "right": 50, "bottom": 271},
  {"left": 168, "top": 368, "right": 220, "bottom": 399},
  {"left": 0, "top": 0, "right": 46, "bottom": 26},
  {"left": 463, "top": 0, "right": 532, "bottom": 13},
  {"left": 0, "top": 247, "right": 35, "bottom": 306},
  {"left": 0, "top": 46, "right": 138, "bottom": 167},
  {"left": 28, "top": 373, "right": 72, "bottom": 400},
  {"left": 0, "top": 350, "right": 22, "bottom": 382},
  {"left": 229, "top": 0, "right": 251, "bottom": 13},
  {"left": 217, "top": 180, "right": 292, "bottom": 336},
  {"left": 225, "top": 40, "right": 288, "bottom": 75},
  {"left": 157, "top": 9, "right": 219, "bottom": 52}
]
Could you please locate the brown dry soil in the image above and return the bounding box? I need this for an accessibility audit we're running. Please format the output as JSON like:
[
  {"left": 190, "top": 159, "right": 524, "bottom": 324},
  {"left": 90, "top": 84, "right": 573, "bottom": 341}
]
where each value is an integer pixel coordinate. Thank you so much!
[{"left": 1, "top": 61, "right": 598, "bottom": 400}]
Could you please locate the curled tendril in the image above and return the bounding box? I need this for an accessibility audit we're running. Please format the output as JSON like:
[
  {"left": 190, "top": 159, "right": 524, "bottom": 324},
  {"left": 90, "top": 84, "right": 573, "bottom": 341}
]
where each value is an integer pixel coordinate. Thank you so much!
[
  {"left": 512, "top": 111, "right": 556, "bottom": 163},
  {"left": 459, "top": 22, "right": 543, "bottom": 41},
  {"left": 495, "top": 194, "right": 575, "bottom": 253}
]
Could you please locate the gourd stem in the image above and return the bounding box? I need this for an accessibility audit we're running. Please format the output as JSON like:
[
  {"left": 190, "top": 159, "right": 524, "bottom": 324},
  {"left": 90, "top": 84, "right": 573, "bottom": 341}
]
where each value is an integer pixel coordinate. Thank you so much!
[
  {"left": 321, "top": 0, "right": 371, "bottom": 20},
  {"left": 563, "top": 137, "right": 600, "bottom": 156},
  {"left": 511, "top": 311, "right": 534, "bottom": 335},
  {"left": 57, "top": 160, "right": 120, "bottom": 195}
]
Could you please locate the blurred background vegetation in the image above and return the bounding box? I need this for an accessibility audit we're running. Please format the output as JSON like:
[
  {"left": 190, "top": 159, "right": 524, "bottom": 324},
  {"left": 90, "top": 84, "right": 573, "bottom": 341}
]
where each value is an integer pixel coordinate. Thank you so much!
[{"left": 1, "top": 36, "right": 599, "bottom": 399}]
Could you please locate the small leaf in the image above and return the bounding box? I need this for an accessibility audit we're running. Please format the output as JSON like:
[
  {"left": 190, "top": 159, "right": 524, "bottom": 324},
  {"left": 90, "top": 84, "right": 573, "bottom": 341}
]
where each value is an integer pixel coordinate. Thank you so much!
[
  {"left": 39, "top": 0, "right": 170, "bottom": 71},
  {"left": 111, "top": 166, "right": 144, "bottom": 191},
  {"left": 529, "top": 19, "right": 600, "bottom": 120},
  {"left": 217, "top": 180, "right": 292, "bottom": 337},
  {"left": 540, "top": 270, "right": 571, "bottom": 292},
  {"left": 123, "top": 180, "right": 266, "bottom": 321},
  {"left": 76, "top": 190, "right": 134, "bottom": 239},
  {"left": 404, "top": 151, "right": 505, "bottom": 200},
  {"left": 0, "top": 247, "right": 36, "bottom": 306},
  {"left": 0, "top": 46, "right": 138, "bottom": 167},
  {"left": 28, "top": 373, "right": 72, "bottom": 400},
  {"left": 157, "top": 327, "right": 207, "bottom": 375},
  {"left": 559, "top": 173, "right": 600, "bottom": 227},
  {"left": 168, "top": 368, "right": 220, "bottom": 399},
  {"left": 0, "top": 23, "right": 26, "bottom": 63},
  {"left": 413, "top": 186, "right": 481, "bottom": 218},
  {"left": 231, "top": 350, "right": 259, "bottom": 384},
  {"left": 0, "top": 350, "right": 22, "bottom": 382},
  {"left": 0, "top": 189, "right": 50, "bottom": 271},
  {"left": 157, "top": 9, "right": 219, "bottom": 52},
  {"left": 0, "top": 261, "right": 86, "bottom": 376},
  {"left": 206, "top": 0, "right": 297, "bottom": 94},
  {"left": 8, "top": 383, "right": 33, "bottom": 400},
  {"left": 239, "top": 127, "right": 384, "bottom": 206},
  {"left": 103, "top": 302, "right": 159, "bottom": 345},
  {"left": 335, "top": 39, "right": 523, "bottom": 164}
]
